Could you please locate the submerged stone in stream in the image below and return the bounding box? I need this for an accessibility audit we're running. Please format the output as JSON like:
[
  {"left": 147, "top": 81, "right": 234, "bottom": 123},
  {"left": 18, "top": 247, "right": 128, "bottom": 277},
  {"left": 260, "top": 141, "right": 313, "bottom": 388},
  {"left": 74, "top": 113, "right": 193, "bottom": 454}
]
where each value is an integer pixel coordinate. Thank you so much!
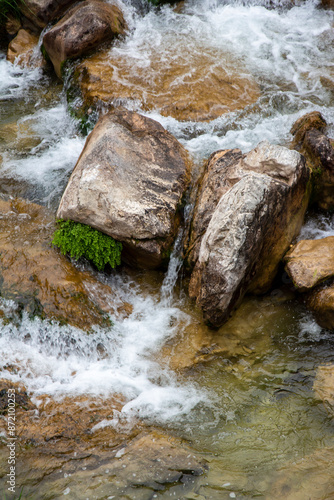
[
  {"left": 70, "top": 45, "right": 260, "bottom": 122},
  {"left": 0, "top": 197, "right": 127, "bottom": 328},
  {"left": 314, "top": 363, "right": 334, "bottom": 414}
]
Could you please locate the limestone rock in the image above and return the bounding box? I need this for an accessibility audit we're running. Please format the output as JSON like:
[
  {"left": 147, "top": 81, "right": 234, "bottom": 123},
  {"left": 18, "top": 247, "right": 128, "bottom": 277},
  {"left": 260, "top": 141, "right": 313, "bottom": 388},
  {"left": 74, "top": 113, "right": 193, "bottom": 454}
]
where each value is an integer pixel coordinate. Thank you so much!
[
  {"left": 291, "top": 111, "right": 334, "bottom": 210},
  {"left": 0, "top": 197, "right": 124, "bottom": 329},
  {"left": 306, "top": 283, "right": 334, "bottom": 330},
  {"left": 57, "top": 107, "right": 191, "bottom": 269},
  {"left": 284, "top": 236, "right": 334, "bottom": 291},
  {"left": 69, "top": 44, "right": 260, "bottom": 122},
  {"left": 43, "top": 0, "right": 127, "bottom": 78},
  {"left": 7, "top": 29, "right": 45, "bottom": 68},
  {"left": 19, "top": 0, "right": 77, "bottom": 29},
  {"left": 188, "top": 141, "right": 310, "bottom": 327}
]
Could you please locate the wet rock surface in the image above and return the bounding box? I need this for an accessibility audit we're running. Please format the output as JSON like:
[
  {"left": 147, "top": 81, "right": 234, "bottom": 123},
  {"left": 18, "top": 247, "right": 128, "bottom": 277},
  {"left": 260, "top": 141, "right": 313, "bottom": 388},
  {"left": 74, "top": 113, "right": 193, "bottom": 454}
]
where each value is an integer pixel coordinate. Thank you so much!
[
  {"left": 57, "top": 107, "right": 191, "bottom": 269},
  {"left": 291, "top": 111, "right": 334, "bottom": 210},
  {"left": 314, "top": 363, "right": 334, "bottom": 413},
  {"left": 19, "top": 0, "right": 77, "bottom": 29},
  {"left": 6, "top": 29, "right": 44, "bottom": 68},
  {"left": 284, "top": 236, "right": 334, "bottom": 291},
  {"left": 188, "top": 141, "right": 310, "bottom": 327},
  {"left": 306, "top": 282, "right": 334, "bottom": 331},
  {"left": 0, "top": 197, "right": 124, "bottom": 329},
  {"left": 43, "top": 0, "right": 127, "bottom": 78},
  {"left": 71, "top": 46, "right": 260, "bottom": 122}
]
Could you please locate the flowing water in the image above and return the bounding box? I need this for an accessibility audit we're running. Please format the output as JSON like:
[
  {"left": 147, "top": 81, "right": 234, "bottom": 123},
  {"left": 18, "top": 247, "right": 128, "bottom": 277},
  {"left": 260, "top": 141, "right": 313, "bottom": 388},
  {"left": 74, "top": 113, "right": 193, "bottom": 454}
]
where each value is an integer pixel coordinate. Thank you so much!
[{"left": 1, "top": 0, "right": 334, "bottom": 498}]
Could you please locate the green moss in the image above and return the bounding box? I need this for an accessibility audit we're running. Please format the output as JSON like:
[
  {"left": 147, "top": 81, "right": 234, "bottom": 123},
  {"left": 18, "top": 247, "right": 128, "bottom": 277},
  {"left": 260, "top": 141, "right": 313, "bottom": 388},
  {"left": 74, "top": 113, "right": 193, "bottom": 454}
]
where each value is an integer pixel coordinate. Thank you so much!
[
  {"left": 52, "top": 219, "right": 122, "bottom": 271},
  {"left": 40, "top": 43, "right": 51, "bottom": 63}
]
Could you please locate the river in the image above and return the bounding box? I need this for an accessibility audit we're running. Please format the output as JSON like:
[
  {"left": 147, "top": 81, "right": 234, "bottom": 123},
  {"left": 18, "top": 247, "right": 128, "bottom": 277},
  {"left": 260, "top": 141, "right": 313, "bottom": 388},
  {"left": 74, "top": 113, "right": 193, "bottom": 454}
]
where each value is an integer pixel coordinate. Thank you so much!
[{"left": 1, "top": 0, "right": 334, "bottom": 498}]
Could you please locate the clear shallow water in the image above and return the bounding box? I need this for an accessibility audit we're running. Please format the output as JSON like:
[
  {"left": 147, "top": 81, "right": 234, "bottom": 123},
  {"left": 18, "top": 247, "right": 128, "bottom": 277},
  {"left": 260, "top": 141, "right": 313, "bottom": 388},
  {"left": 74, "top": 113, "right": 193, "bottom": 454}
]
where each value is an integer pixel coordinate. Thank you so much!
[{"left": 0, "top": 0, "right": 334, "bottom": 498}]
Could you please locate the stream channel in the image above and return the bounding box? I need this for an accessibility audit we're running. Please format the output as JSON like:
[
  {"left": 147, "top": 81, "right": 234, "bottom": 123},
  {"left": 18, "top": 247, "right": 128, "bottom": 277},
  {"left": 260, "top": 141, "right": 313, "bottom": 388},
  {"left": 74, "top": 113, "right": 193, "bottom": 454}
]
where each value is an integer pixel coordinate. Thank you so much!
[{"left": 1, "top": 0, "right": 334, "bottom": 498}]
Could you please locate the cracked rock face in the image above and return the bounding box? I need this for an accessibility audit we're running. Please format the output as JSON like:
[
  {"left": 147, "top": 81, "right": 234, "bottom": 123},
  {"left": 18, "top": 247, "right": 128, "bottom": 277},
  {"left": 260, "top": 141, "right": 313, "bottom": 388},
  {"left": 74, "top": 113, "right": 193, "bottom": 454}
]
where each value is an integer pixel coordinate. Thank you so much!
[
  {"left": 188, "top": 141, "right": 310, "bottom": 327},
  {"left": 57, "top": 107, "right": 191, "bottom": 269}
]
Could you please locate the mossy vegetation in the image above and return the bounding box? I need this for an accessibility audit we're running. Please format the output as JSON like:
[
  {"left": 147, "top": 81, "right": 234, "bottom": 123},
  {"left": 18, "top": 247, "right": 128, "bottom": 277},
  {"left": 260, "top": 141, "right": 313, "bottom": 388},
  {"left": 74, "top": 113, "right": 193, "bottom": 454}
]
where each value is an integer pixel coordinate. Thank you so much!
[{"left": 52, "top": 219, "right": 122, "bottom": 271}]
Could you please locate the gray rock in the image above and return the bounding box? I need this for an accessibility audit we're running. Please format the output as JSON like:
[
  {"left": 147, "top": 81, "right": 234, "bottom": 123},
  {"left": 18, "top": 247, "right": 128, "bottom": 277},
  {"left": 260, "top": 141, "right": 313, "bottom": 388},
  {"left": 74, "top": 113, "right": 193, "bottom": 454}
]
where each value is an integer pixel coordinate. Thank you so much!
[
  {"left": 57, "top": 107, "right": 191, "bottom": 269},
  {"left": 188, "top": 141, "right": 310, "bottom": 327}
]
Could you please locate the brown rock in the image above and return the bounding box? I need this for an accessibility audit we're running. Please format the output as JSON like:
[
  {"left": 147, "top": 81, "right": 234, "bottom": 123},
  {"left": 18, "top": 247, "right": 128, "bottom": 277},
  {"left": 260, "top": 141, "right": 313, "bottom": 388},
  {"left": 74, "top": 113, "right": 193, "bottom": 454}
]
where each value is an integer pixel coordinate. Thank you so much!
[
  {"left": 188, "top": 141, "right": 310, "bottom": 327},
  {"left": 284, "top": 236, "right": 334, "bottom": 291},
  {"left": 43, "top": 0, "right": 127, "bottom": 78},
  {"left": 321, "top": 0, "right": 334, "bottom": 8},
  {"left": 57, "top": 107, "right": 191, "bottom": 269},
  {"left": 5, "top": 14, "right": 21, "bottom": 37},
  {"left": 269, "top": 446, "right": 334, "bottom": 499},
  {"left": 291, "top": 111, "right": 334, "bottom": 210},
  {"left": 19, "top": 0, "right": 77, "bottom": 29},
  {"left": 0, "top": 197, "right": 123, "bottom": 329},
  {"left": 306, "top": 283, "right": 334, "bottom": 330},
  {"left": 70, "top": 45, "right": 260, "bottom": 122},
  {"left": 314, "top": 363, "right": 334, "bottom": 412},
  {"left": 7, "top": 29, "right": 45, "bottom": 68},
  {"left": 290, "top": 111, "right": 327, "bottom": 149}
]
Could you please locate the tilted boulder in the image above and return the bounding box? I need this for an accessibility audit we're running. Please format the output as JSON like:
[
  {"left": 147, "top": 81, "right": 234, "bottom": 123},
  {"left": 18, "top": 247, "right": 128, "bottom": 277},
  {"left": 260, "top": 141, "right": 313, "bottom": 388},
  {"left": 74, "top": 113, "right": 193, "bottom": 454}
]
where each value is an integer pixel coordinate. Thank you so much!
[
  {"left": 19, "top": 0, "right": 77, "bottom": 29},
  {"left": 43, "top": 0, "right": 127, "bottom": 78},
  {"left": 290, "top": 111, "right": 334, "bottom": 210},
  {"left": 188, "top": 141, "right": 310, "bottom": 327},
  {"left": 57, "top": 107, "right": 191, "bottom": 269},
  {"left": 284, "top": 236, "right": 334, "bottom": 291}
]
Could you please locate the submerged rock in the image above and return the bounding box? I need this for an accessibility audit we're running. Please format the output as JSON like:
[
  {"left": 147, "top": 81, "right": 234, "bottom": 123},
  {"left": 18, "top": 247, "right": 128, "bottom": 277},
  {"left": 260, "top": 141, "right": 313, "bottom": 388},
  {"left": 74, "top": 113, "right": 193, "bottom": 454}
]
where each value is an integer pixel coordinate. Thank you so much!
[
  {"left": 69, "top": 45, "right": 260, "bottom": 122},
  {"left": 291, "top": 111, "right": 334, "bottom": 210},
  {"left": 314, "top": 363, "right": 334, "bottom": 413},
  {"left": 43, "top": 0, "right": 127, "bottom": 78},
  {"left": 284, "top": 236, "right": 334, "bottom": 291},
  {"left": 0, "top": 197, "right": 124, "bottom": 329},
  {"left": 188, "top": 141, "right": 310, "bottom": 327},
  {"left": 57, "top": 107, "right": 191, "bottom": 269}
]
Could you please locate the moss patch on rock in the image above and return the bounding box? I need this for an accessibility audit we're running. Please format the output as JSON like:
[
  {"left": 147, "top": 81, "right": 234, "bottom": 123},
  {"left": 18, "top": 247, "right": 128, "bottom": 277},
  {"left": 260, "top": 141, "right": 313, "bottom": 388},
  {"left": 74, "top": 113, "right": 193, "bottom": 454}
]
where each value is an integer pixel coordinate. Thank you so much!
[{"left": 52, "top": 219, "right": 122, "bottom": 271}]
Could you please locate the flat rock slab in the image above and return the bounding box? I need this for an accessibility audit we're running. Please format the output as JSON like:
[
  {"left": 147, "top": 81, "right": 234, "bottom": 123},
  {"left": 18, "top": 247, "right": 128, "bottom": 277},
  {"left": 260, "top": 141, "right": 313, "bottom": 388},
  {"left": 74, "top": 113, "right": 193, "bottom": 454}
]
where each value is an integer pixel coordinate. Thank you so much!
[
  {"left": 188, "top": 141, "right": 310, "bottom": 327},
  {"left": 72, "top": 44, "right": 260, "bottom": 122},
  {"left": 284, "top": 236, "right": 334, "bottom": 291},
  {"left": 57, "top": 107, "right": 191, "bottom": 269},
  {"left": 0, "top": 197, "right": 125, "bottom": 329},
  {"left": 43, "top": 0, "right": 127, "bottom": 78}
]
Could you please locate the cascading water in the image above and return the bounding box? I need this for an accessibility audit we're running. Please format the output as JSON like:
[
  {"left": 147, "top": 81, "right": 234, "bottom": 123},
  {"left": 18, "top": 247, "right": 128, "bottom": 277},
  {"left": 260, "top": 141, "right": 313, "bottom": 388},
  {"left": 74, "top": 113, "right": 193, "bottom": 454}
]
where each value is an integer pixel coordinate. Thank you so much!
[{"left": 1, "top": 0, "right": 334, "bottom": 498}]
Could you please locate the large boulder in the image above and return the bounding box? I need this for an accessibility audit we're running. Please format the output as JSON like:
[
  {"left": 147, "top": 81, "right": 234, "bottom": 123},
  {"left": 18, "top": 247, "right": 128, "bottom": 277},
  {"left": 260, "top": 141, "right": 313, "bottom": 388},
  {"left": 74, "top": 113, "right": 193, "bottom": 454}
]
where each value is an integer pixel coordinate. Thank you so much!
[
  {"left": 290, "top": 111, "right": 334, "bottom": 210},
  {"left": 284, "top": 236, "right": 334, "bottom": 291},
  {"left": 188, "top": 141, "right": 310, "bottom": 327},
  {"left": 57, "top": 107, "right": 191, "bottom": 269},
  {"left": 67, "top": 44, "right": 260, "bottom": 122},
  {"left": 19, "top": 0, "right": 77, "bottom": 29},
  {"left": 43, "top": 0, "right": 127, "bottom": 78}
]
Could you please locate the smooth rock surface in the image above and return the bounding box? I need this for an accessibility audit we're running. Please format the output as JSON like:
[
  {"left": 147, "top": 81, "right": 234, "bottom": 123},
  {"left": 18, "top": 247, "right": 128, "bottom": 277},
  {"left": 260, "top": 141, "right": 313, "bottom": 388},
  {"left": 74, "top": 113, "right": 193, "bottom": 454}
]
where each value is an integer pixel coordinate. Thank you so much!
[
  {"left": 43, "top": 0, "right": 127, "bottom": 78},
  {"left": 7, "top": 29, "right": 44, "bottom": 68},
  {"left": 0, "top": 197, "right": 126, "bottom": 329},
  {"left": 70, "top": 45, "right": 260, "bottom": 122},
  {"left": 284, "top": 236, "right": 334, "bottom": 291},
  {"left": 306, "top": 283, "right": 334, "bottom": 331},
  {"left": 188, "top": 141, "right": 310, "bottom": 327},
  {"left": 57, "top": 107, "right": 191, "bottom": 269},
  {"left": 19, "top": 0, "right": 77, "bottom": 29}
]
